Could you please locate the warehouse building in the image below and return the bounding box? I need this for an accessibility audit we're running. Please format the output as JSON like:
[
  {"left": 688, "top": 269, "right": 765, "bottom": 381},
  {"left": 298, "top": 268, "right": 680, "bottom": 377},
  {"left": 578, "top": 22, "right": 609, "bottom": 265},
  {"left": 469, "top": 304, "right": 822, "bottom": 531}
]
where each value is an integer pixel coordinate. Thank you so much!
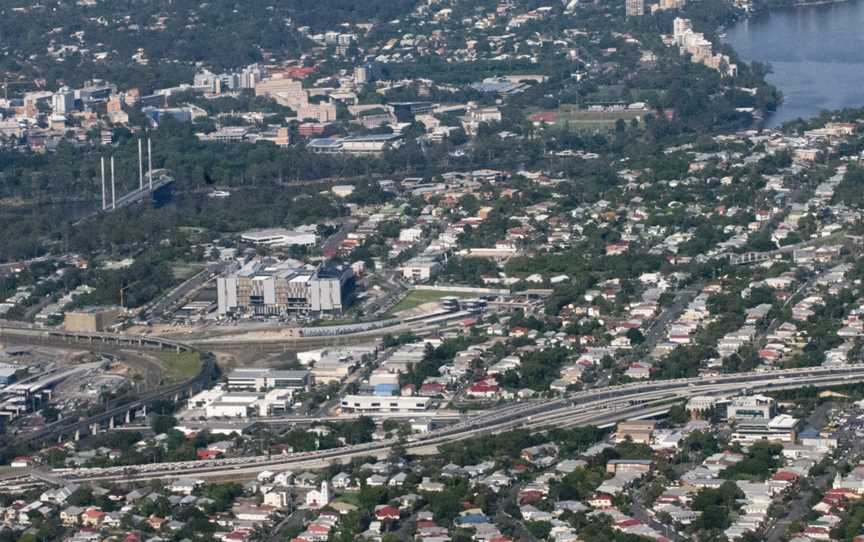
[
  {"left": 226, "top": 368, "right": 312, "bottom": 392},
  {"left": 340, "top": 394, "right": 430, "bottom": 414},
  {"left": 186, "top": 385, "right": 295, "bottom": 419}
]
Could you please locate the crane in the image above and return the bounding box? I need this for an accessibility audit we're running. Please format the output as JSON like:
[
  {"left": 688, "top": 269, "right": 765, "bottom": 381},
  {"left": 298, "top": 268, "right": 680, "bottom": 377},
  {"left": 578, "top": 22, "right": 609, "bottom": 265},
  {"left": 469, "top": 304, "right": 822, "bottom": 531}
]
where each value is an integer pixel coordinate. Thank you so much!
[{"left": 119, "top": 283, "right": 131, "bottom": 309}]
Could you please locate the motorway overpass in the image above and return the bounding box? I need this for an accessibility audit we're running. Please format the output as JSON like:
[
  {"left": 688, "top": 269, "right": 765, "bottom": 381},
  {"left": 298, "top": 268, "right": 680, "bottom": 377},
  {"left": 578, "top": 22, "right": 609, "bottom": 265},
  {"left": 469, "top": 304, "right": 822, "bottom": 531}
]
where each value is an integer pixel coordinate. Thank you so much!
[
  {"left": 0, "top": 325, "right": 194, "bottom": 352},
  {"left": 0, "top": 325, "right": 217, "bottom": 446},
  {"left": 117, "top": 410, "right": 466, "bottom": 435},
  {"left": 6, "top": 324, "right": 864, "bottom": 485},
  {"left": 45, "top": 364, "right": 864, "bottom": 484}
]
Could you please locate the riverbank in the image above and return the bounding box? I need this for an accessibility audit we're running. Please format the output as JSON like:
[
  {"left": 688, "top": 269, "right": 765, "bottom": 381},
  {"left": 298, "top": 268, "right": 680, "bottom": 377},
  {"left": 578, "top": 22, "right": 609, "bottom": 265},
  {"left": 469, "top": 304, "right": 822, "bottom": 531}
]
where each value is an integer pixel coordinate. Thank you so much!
[
  {"left": 759, "top": 0, "right": 848, "bottom": 9},
  {"left": 792, "top": 0, "right": 847, "bottom": 6},
  {"left": 725, "top": 0, "right": 864, "bottom": 127}
]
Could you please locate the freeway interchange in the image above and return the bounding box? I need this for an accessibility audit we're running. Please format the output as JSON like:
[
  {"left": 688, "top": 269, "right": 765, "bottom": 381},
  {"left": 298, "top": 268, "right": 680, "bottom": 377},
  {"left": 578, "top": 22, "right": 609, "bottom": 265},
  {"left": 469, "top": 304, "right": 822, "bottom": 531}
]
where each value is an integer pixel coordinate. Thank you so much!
[
  {"left": 6, "top": 324, "right": 864, "bottom": 486},
  {"left": 45, "top": 364, "right": 864, "bottom": 484}
]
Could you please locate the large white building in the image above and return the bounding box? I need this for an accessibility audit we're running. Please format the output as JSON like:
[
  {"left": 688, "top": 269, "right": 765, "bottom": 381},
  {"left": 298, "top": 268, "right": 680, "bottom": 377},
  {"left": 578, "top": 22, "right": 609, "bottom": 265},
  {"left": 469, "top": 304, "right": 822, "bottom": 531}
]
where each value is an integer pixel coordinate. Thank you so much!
[
  {"left": 399, "top": 257, "right": 440, "bottom": 282},
  {"left": 306, "top": 481, "right": 331, "bottom": 508},
  {"left": 217, "top": 259, "right": 354, "bottom": 316},
  {"left": 293, "top": 346, "right": 378, "bottom": 384},
  {"left": 731, "top": 415, "right": 799, "bottom": 444},
  {"left": 340, "top": 394, "right": 430, "bottom": 414},
  {"left": 186, "top": 385, "right": 295, "bottom": 418},
  {"left": 203, "top": 390, "right": 292, "bottom": 418},
  {"left": 52, "top": 88, "right": 75, "bottom": 114},
  {"left": 673, "top": 17, "right": 737, "bottom": 76},
  {"left": 727, "top": 395, "right": 775, "bottom": 421},
  {"left": 240, "top": 228, "right": 317, "bottom": 248},
  {"left": 226, "top": 368, "right": 312, "bottom": 392},
  {"left": 308, "top": 133, "right": 404, "bottom": 156},
  {"left": 399, "top": 227, "right": 424, "bottom": 243}
]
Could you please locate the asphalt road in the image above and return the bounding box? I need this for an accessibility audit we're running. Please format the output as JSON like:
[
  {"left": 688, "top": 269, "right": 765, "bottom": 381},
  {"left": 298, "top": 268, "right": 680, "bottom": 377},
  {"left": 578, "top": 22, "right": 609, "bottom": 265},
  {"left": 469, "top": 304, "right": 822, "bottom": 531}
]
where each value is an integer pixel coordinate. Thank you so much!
[
  {"left": 364, "top": 269, "right": 410, "bottom": 317},
  {"left": 630, "top": 487, "right": 684, "bottom": 541},
  {"left": 764, "top": 469, "right": 833, "bottom": 542},
  {"left": 267, "top": 506, "right": 312, "bottom": 542},
  {"left": 320, "top": 219, "right": 358, "bottom": 258},
  {"left": 644, "top": 282, "right": 704, "bottom": 350},
  {"left": 43, "top": 366, "right": 864, "bottom": 484},
  {"left": 765, "top": 404, "right": 864, "bottom": 542},
  {"left": 147, "top": 261, "right": 226, "bottom": 319}
]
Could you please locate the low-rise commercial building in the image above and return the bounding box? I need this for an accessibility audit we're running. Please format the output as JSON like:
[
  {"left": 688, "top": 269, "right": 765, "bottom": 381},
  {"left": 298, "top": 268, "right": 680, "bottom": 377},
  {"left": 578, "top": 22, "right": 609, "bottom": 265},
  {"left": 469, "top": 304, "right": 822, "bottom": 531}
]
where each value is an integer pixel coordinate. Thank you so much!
[
  {"left": 187, "top": 385, "right": 295, "bottom": 418},
  {"left": 204, "top": 390, "right": 293, "bottom": 418},
  {"left": 240, "top": 228, "right": 317, "bottom": 248},
  {"left": 340, "top": 394, "right": 430, "bottom": 413},
  {"left": 731, "top": 415, "right": 799, "bottom": 444},
  {"left": 308, "top": 133, "right": 404, "bottom": 156},
  {"left": 226, "top": 368, "right": 312, "bottom": 392},
  {"left": 63, "top": 306, "right": 122, "bottom": 332},
  {"left": 399, "top": 257, "right": 440, "bottom": 282},
  {"left": 309, "top": 353, "right": 362, "bottom": 384},
  {"left": 615, "top": 420, "right": 656, "bottom": 444},
  {"left": 341, "top": 133, "right": 403, "bottom": 155},
  {"left": 727, "top": 394, "right": 775, "bottom": 421}
]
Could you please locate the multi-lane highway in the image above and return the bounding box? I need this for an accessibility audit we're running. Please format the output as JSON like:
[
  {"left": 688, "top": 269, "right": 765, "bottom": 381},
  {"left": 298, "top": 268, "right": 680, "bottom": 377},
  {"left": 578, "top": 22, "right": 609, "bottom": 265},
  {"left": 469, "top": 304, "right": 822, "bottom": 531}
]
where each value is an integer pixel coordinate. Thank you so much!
[
  {"left": 6, "top": 324, "right": 864, "bottom": 486},
  {"left": 40, "top": 364, "right": 864, "bottom": 484}
]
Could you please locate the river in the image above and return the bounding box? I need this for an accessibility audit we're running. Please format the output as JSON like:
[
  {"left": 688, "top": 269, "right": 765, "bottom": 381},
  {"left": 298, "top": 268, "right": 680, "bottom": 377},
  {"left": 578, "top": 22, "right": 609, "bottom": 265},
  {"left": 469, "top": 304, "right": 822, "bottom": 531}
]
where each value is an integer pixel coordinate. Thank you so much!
[{"left": 725, "top": 0, "right": 864, "bottom": 127}]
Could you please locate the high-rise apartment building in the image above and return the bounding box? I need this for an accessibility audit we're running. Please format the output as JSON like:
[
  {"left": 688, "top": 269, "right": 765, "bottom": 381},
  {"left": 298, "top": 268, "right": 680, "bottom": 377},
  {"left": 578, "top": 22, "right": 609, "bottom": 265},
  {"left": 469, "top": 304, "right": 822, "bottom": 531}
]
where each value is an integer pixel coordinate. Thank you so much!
[{"left": 52, "top": 87, "right": 75, "bottom": 114}]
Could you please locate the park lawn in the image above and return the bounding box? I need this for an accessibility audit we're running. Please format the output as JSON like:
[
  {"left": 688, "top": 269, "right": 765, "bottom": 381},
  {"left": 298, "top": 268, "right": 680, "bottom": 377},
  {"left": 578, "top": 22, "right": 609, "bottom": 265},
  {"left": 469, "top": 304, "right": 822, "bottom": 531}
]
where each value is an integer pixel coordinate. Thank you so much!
[
  {"left": 0, "top": 465, "right": 23, "bottom": 476},
  {"left": 307, "top": 315, "right": 363, "bottom": 327},
  {"left": 386, "top": 289, "right": 474, "bottom": 316},
  {"left": 156, "top": 351, "right": 202, "bottom": 382},
  {"left": 307, "top": 306, "right": 366, "bottom": 327},
  {"left": 333, "top": 492, "right": 362, "bottom": 506},
  {"left": 554, "top": 106, "right": 645, "bottom": 130}
]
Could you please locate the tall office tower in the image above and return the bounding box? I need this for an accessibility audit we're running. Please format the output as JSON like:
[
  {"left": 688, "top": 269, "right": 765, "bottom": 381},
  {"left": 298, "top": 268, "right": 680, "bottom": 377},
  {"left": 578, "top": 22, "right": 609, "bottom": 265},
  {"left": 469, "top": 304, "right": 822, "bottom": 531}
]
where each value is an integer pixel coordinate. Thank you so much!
[{"left": 626, "top": 0, "right": 644, "bottom": 16}]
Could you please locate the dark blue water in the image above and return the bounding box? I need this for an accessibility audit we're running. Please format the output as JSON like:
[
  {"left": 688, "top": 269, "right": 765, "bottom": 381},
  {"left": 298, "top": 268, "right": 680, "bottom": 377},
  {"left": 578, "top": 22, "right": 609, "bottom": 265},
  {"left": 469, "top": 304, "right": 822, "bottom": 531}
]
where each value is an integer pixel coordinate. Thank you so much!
[{"left": 726, "top": 0, "right": 864, "bottom": 127}]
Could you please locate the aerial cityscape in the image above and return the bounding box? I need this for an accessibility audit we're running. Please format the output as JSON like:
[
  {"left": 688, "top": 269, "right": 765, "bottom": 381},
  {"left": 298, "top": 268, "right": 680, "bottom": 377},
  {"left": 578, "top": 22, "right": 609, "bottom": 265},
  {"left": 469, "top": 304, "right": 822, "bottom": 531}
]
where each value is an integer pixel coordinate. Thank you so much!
[{"left": 0, "top": 0, "right": 864, "bottom": 541}]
